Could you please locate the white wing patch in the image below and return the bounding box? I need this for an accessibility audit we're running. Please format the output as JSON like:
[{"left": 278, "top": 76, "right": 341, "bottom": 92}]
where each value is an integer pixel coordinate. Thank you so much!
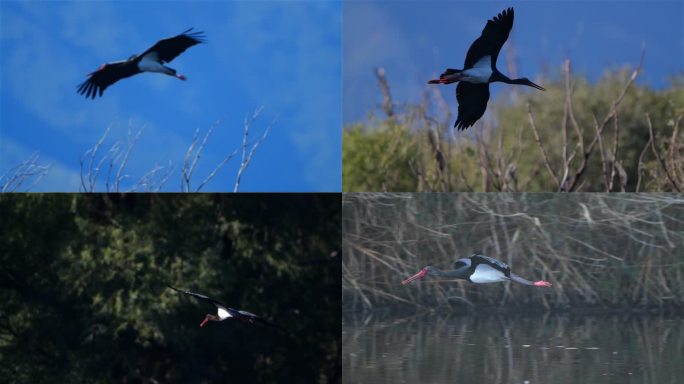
[
  {"left": 470, "top": 264, "right": 508, "bottom": 284},
  {"left": 139, "top": 52, "right": 173, "bottom": 75},
  {"left": 472, "top": 55, "right": 491, "bottom": 69},
  {"left": 217, "top": 307, "right": 232, "bottom": 319},
  {"left": 460, "top": 55, "right": 492, "bottom": 83}
]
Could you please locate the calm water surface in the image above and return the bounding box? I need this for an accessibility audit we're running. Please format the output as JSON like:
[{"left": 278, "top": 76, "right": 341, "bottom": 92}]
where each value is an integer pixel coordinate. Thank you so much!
[{"left": 343, "top": 313, "right": 684, "bottom": 384}]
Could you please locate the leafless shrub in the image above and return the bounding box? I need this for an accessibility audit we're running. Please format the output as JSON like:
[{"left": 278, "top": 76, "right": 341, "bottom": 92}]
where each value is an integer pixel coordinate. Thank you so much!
[
  {"left": 375, "top": 68, "right": 394, "bottom": 119},
  {"left": 645, "top": 113, "right": 682, "bottom": 192},
  {"left": 530, "top": 50, "right": 645, "bottom": 191},
  {"left": 80, "top": 121, "right": 149, "bottom": 192},
  {"left": 180, "top": 119, "right": 237, "bottom": 192},
  {"left": 0, "top": 153, "right": 50, "bottom": 192},
  {"left": 79, "top": 108, "right": 272, "bottom": 192},
  {"left": 233, "top": 107, "right": 274, "bottom": 192}
]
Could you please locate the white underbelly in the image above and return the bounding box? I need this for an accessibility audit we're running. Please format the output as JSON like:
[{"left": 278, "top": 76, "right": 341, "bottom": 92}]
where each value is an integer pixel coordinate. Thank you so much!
[
  {"left": 470, "top": 264, "right": 507, "bottom": 283},
  {"left": 460, "top": 67, "right": 492, "bottom": 83},
  {"left": 138, "top": 53, "right": 168, "bottom": 73}
]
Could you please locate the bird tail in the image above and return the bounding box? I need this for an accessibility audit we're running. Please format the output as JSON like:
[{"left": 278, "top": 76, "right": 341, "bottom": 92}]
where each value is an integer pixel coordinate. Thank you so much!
[
  {"left": 254, "top": 317, "right": 291, "bottom": 335},
  {"left": 167, "top": 284, "right": 181, "bottom": 292},
  {"left": 266, "top": 321, "right": 290, "bottom": 334},
  {"left": 427, "top": 68, "right": 462, "bottom": 84}
]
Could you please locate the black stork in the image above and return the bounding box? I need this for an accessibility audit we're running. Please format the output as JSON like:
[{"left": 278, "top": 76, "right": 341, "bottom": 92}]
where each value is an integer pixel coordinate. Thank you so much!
[
  {"left": 167, "top": 285, "right": 287, "bottom": 332},
  {"left": 428, "top": 8, "right": 545, "bottom": 130},
  {"left": 401, "top": 253, "right": 552, "bottom": 287},
  {"left": 77, "top": 28, "right": 205, "bottom": 99}
]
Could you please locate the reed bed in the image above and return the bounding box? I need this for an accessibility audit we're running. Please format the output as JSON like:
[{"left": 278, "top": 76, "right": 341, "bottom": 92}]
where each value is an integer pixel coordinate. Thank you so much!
[{"left": 342, "top": 193, "right": 684, "bottom": 312}]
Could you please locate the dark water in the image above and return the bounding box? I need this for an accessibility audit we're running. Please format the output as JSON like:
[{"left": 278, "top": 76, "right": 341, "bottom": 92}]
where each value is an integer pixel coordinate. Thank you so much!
[{"left": 343, "top": 313, "right": 684, "bottom": 384}]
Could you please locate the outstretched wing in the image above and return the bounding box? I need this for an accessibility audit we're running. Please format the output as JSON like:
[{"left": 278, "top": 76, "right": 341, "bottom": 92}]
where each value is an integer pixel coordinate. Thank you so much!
[
  {"left": 470, "top": 254, "right": 511, "bottom": 275},
  {"left": 454, "top": 82, "right": 489, "bottom": 130},
  {"left": 463, "top": 8, "right": 514, "bottom": 69},
  {"left": 77, "top": 60, "right": 139, "bottom": 99},
  {"left": 452, "top": 258, "right": 470, "bottom": 270},
  {"left": 140, "top": 28, "right": 206, "bottom": 64},
  {"left": 510, "top": 273, "right": 534, "bottom": 285},
  {"left": 235, "top": 309, "right": 289, "bottom": 333},
  {"left": 167, "top": 285, "right": 226, "bottom": 308}
]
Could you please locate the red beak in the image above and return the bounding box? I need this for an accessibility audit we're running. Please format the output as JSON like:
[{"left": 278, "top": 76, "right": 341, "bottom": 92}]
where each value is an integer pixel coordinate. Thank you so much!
[{"left": 401, "top": 267, "right": 428, "bottom": 285}]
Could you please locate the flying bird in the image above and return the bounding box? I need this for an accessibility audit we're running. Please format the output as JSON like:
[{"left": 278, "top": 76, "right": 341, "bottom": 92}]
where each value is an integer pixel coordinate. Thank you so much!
[
  {"left": 428, "top": 8, "right": 545, "bottom": 130},
  {"left": 401, "top": 253, "right": 552, "bottom": 287},
  {"left": 167, "top": 285, "right": 287, "bottom": 332},
  {"left": 77, "top": 28, "right": 205, "bottom": 99}
]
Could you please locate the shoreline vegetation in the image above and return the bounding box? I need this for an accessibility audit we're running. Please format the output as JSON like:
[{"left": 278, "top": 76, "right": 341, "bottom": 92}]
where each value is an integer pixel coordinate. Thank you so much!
[
  {"left": 342, "top": 193, "right": 684, "bottom": 313},
  {"left": 343, "top": 56, "right": 683, "bottom": 192}
]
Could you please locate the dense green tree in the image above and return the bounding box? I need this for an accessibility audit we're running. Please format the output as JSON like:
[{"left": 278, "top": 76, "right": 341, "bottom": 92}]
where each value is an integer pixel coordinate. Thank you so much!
[{"left": 0, "top": 194, "right": 341, "bottom": 384}]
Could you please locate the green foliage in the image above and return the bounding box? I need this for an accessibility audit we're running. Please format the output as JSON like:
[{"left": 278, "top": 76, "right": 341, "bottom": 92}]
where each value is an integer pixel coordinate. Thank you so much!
[
  {"left": 0, "top": 194, "right": 341, "bottom": 383},
  {"left": 343, "top": 67, "right": 684, "bottom": 192},
  {"left": 343, "top": 120, "right": 418, "bottom": 192}
]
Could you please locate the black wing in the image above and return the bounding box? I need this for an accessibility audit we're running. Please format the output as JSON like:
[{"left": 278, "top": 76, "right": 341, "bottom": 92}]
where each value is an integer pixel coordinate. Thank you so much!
[
  {"left": 167, "top": 285, "right": 226, "bottom": 308},
  {"left": 77, "top": 60, "right": 140, "bottom": 99},
  {"left": 235, "top": 310, "right": 289, "bottom": 333},
  {"left": 454, "top": 82, "right": 490, "bottom": 130},
  {"left": 463, "top": 8, "right": 514, "bottom": 69},
  {"left": 470, "top": 254, "right": 511, "bottom": 275},
  {"left": 140, "top": 28, "right": 205, "bottom": 64},
  {"left": 453, "top": 258, "right": 470, "bottom": 270}
]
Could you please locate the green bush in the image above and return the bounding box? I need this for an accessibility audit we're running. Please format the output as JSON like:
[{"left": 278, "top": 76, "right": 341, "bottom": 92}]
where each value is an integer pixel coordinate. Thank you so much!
[{"left": 343, "top": 65, "right": 684, "bottom": 192}]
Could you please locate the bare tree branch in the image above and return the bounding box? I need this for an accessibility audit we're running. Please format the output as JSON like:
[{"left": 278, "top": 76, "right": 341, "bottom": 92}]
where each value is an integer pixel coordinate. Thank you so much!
[
  {"left": 181, "top": 120, "right": 221, "bottom": 192},
  {"left": 234, "top": 107, "right": 273, "bottom": 192},
  {"left": 375, "top": 67, "right": 394, "bottom": 118},
  {"left": 647, "top": 113, "right": 681, "bottom": 192},
  {"left": 80, "top": 123, "right": 113, "bottom": 192},
  {"left": 565, "top": 48, "right": 645, "bottom": 191},
  {"left": 528, "top": 104, "right": 560, "bottom": 188},
  {"left": 114, "top": 123, "right": 144, "bottom": 192},
  {"left": 635, "top": 127, "right": 653, "bottom": 192},
  {"left": 1, "top": 153, "right": 50, "bottom": 192}
]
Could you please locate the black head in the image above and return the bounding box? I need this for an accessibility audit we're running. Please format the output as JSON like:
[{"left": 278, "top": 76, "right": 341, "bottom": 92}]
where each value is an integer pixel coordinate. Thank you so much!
[{"left": 516, "top": 77, "right": 546, "bottom": 91}]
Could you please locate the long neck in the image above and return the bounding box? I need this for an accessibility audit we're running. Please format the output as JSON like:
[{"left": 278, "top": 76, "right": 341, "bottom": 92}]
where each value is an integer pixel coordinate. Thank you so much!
[
  {"left": 427, "top": 266, "right": 469, "bottom": 280},
  {"left": 490, "top": 69, "right": 511, "bottom": 83},
  {"left": 491, "top": 71, "right": 535, "bottom": 86},
  {"left": 508, "top": 78, "right": 531, "bottom": 85}
]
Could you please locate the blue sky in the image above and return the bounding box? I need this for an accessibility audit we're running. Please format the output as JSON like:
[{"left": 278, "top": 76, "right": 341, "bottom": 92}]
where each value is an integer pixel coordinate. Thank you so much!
[
  {"left": 1, "top": 1, "right": 341, "bottom": 192},
  {"left": 343, "top": 0, "right": 684, "bottom": 124}
]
